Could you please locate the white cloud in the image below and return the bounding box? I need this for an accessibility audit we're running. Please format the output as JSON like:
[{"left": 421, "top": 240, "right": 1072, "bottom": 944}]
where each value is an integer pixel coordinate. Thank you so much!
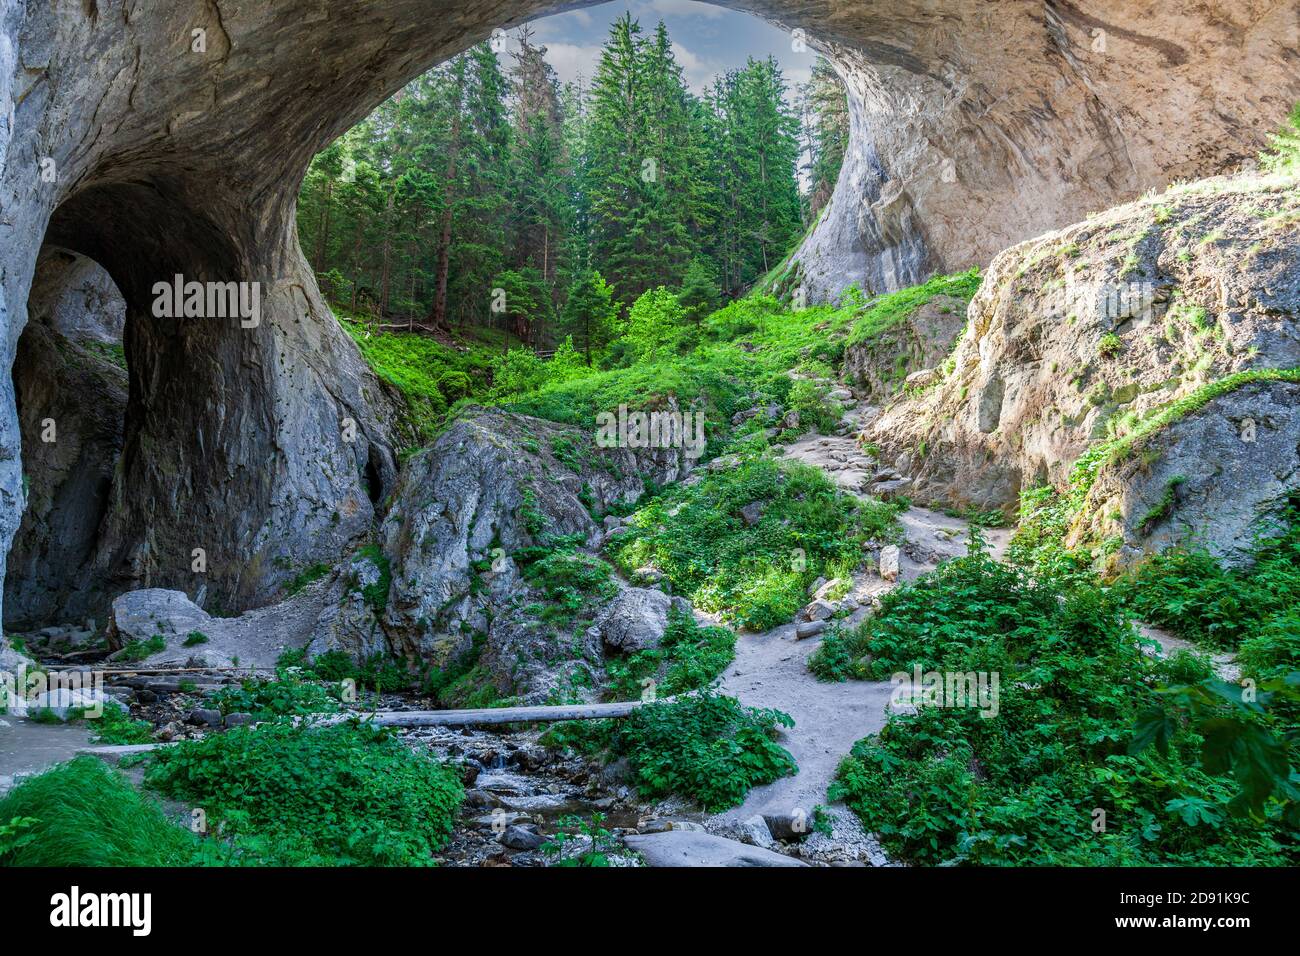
[
  {"left": 671, "top": 40, "right": 722, "bottom": 94},
  {"left": 542, "top": 42, "right": 607, "bottom": 88}
]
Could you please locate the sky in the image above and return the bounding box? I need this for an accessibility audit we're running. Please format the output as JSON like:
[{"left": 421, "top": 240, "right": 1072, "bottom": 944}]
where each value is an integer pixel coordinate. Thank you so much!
[{"left": 515, "top": 0, "right": 812, "bottom": 97}]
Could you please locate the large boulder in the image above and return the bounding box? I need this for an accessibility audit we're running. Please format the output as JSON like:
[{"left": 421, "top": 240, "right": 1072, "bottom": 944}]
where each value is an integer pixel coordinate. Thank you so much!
[
  {"left": 863, "top": 172, "right": 1300, "bottom": 562},
  {"left": 590, "top": 587, "right": 675, "bottom": 654},
  {"left": 380, "top": 407, "right": 692, "bottom": 656}
]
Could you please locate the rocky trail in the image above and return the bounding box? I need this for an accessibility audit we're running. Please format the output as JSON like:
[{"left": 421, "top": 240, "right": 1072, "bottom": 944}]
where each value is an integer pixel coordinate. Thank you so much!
[{"left": 683, "top": 396, "right": 1015, "bottom": 861}]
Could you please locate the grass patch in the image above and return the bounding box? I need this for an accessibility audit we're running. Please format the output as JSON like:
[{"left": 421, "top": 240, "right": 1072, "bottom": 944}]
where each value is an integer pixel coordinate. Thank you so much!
[
  {"left": 0, "top": 757, "right": 199, "bottom": 866},
  {"left": 846, "top": 269, "right": 981, "bottom": 347}
]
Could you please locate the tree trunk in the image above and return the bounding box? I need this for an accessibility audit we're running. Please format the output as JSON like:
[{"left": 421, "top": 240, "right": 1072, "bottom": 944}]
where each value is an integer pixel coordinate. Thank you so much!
[{"left": 431, "top": 104, "right": 462, "bottom": 332}]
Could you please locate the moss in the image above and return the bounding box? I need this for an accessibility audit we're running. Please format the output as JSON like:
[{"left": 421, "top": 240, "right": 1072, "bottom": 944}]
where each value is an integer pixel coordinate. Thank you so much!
[
  {"left": 846, "top": 269, "right": 981, "bottom": 347},
  {"left": 1137, "top": 475, "right": 1186, "bottom": 536}
]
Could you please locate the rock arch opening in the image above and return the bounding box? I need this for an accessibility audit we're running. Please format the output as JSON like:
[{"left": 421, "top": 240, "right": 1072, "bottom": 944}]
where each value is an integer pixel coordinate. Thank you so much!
[{"left": 0, "top": 0, "right": 1294, "bottom": 630}]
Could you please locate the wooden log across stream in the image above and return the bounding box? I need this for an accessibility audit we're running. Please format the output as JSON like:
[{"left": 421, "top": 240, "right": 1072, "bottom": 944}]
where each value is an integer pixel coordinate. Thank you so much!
[{"left": 304, "top": 699, "right": 653, "bottom": 728}]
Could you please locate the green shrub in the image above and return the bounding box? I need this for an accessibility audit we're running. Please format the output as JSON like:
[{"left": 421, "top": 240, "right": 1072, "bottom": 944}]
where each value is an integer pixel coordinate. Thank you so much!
[
  {"left": 605, "top": 608, "right": 736, "bottom": 698},
  {"left": 205, "top": 673, "right": 340, "bottom": 719},
  {"left": 807, "top": 624, "right": 856, "bottom": 682},
  {"left": 0, "top": 757, "right": 200, "bottom": 866},
  {"left": 1261, "top": 101, "right": 1300, "bottom": 176},
  {"left": 1118, "top": 498, "right": 1300, "bottom": 649},
  {"left": 118, "top": 634, "right": 165, "bottom": 662},
  {"left": 520, "top": 547, "right": 617, "bottom": 629},
  {"left": 826, "top": 540, "right": 1296, "bottom": 865},
  {"left": 283, "top": 563, "right": 329, "bottom": 597},
  {"left": 609, "top": 451, "right": 899, "bottom": 629},
  {"left": 613, "top": 694, "right": 796, "bottom": 812},
  {"left": 144, "top": 721, "right": 463, "bottom": 866}
]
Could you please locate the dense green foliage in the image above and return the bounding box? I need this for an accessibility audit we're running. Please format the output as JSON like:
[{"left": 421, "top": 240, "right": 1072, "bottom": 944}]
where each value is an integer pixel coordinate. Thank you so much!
[
  {"left": 206, "top": 671, "right": 342, "bottom": 720},
  {"left": 609, "top": 451, "right": 899, "bottom": 629},
  {"left": 546, "top": 694, "right": 796, "bottom": 812},
  {"left": 0, "top": 757, "right": 200, "bottom": 867},
  {"left": 338, "top": 315, "right": 501, "bottom": 441},
  {"left": 617, "top": 695, "right": 796, "bottom": 811},
  {"left": 824, "top": 537, "right": 1297, "bottom": 865},
  {"left": 1117, "top": 497, "right": 1300, "bottom": 649},
  {"left": 606, "top": 607, "right": 737, "bottom": 699},
  {"left": 297, "top": 12, "right": 830, "bottom": 348},
  {"left": 144, "top": 722, "right": 463, "bottom": 866}
]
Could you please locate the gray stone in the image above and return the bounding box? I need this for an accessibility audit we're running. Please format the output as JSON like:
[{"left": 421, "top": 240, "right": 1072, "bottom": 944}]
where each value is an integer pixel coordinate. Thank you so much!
[
  {"left": 186, "top": 708, "right": 223, "bottom": 728},
  {"left": 739, "top": 502, "right": 764, "bottom": 527},
  {"left": 738, "top": 814, "right": 777, "bottom": 850},
  {"left": 803, "top": 599, "right": 835, "bottom": 622},
  {"left": 591, "top": 587, "right": 673, "bottom": 654},
  {"left": 499, "top": 825, "right": 547, "bottom": 851},
  {"left": 623, "top": 830, "right": 806, "bottom": 867}
]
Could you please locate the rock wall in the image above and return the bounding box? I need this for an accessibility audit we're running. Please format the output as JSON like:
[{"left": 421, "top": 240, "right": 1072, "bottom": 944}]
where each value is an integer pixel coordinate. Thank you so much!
[
  {"left": 0, "top": 1, "right": 1296, "bottom": 623},
  {"left": 841, "top": 294, "right": 969, "bottom": 400},
  {"left": 3, "top": 248, "right": 129, "bottom": 628},
  {"left": 862, "top": 171, "right": 1300, "bottom": 563},
  {"left": 378, "top": 406, "right": 697, "bottom": 700}
]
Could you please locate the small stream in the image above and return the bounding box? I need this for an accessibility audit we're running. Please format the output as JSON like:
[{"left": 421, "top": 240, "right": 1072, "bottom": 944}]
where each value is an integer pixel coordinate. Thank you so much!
[{"left": 405, "top": 725, "right": 650, "bottom": 866}]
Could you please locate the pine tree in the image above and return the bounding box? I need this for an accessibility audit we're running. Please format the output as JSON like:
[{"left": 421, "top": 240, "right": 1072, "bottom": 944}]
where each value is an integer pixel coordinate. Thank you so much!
[
  {"left": 802, "top": 56, "right": 849, "bottom": 221},
  {"left": 506, "top": 27, "right": 569, "bottom": 325}
]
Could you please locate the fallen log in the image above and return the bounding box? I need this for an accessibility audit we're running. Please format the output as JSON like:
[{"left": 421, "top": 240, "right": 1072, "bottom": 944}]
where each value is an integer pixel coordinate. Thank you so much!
[{"left": 304, "top": 699, "right": 653, "bottom": 728}]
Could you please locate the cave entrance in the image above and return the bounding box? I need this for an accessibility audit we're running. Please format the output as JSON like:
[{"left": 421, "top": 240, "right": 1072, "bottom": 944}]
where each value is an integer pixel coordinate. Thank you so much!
[
  {"left": 3, "top": 175, "right": 395, "bottom": 633},
  {"left": 4, "top": 247, "right": 128, "bottom": 632}
]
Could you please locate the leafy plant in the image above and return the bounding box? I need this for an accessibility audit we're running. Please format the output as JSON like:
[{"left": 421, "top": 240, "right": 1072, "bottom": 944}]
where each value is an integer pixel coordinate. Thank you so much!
[
  {"left": 541, "top": 812, "right": 621, "bottom": 866},
  {"left": 144, "top": 721, "right": 463, "bottom": 866},
  {"left": 611, "top": 694, "right": 796, "bottom": 811}
]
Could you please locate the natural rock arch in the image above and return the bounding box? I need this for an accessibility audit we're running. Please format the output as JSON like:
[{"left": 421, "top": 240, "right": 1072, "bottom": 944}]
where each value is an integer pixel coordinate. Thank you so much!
[{"left": 0, "top": 0, "right": 1296, "bottom": 622}]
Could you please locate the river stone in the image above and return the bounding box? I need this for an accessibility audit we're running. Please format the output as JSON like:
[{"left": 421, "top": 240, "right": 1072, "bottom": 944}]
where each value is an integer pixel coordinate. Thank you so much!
[
  {"left": 500, "top": 825, "right": 547, "bottom": 851},
  {"left": 623, "top": 830, "right": 807, "bottom": 867}
]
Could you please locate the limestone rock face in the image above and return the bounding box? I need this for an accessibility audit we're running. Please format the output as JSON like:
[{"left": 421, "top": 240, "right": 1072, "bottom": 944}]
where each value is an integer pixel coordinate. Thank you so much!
[
  {"left": 378, "top": 407, "right": 695, "bottom": 697},
  {"left": 26, "top": 248, "right": 125, "bottom": 344},
  {"left": 863, "top": 173, "right": 1300, "bottom": 561},
  {"left": 0, "top": 1, "right": 1297, "bottom": 627},
  {"left": 105, "top": 575, "right": 381, "bottom": 670},
  {"left": 841, "top": 294, "right": 969, "bottom": 399},
  {"left": 4, "top": 305, "right": 127, "bottom": 629}
]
